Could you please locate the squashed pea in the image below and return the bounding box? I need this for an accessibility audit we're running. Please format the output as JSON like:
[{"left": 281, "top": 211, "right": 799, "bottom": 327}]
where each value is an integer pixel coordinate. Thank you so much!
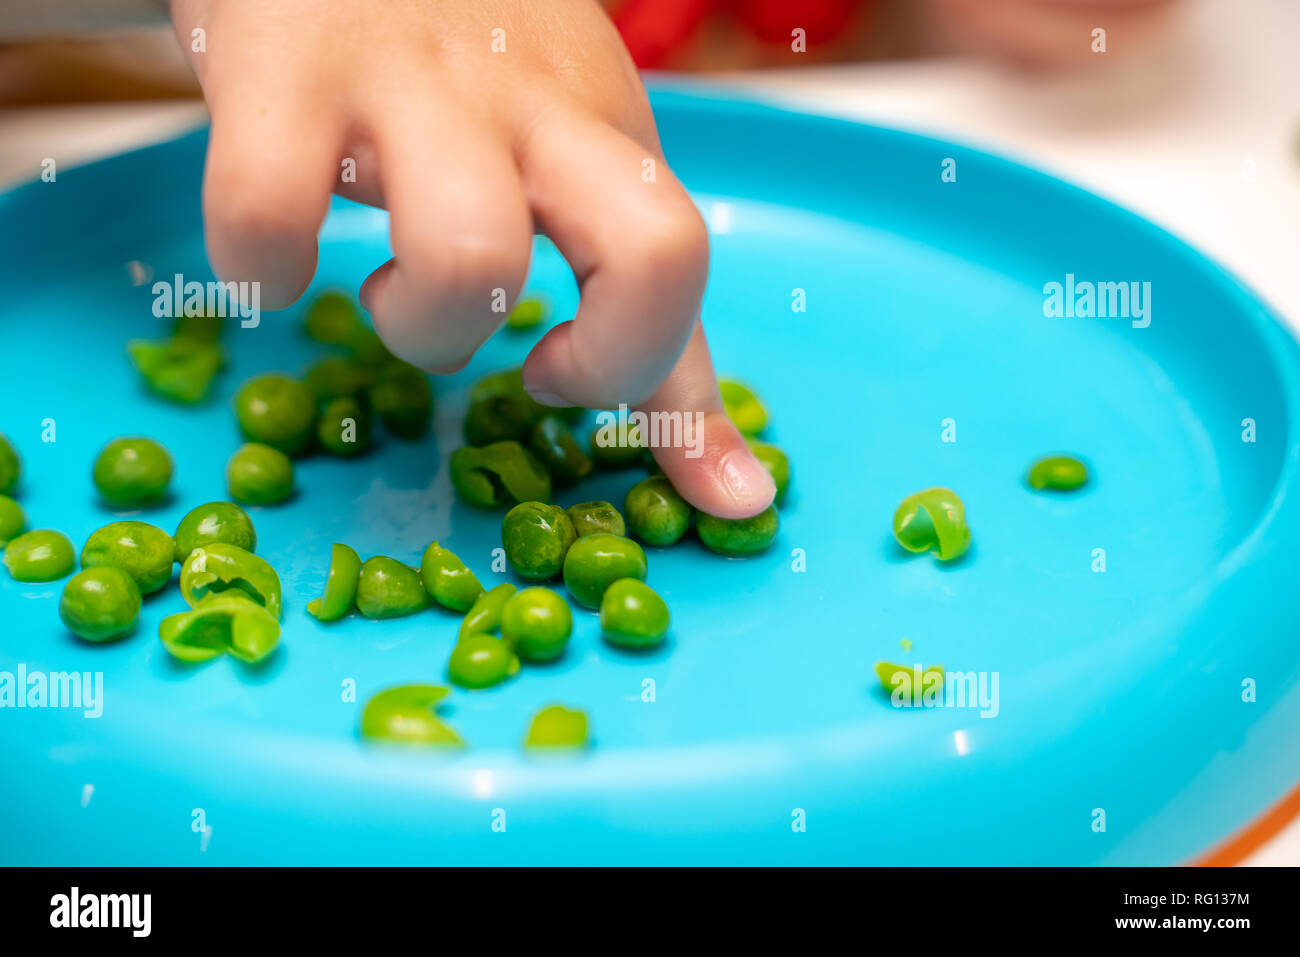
[
  {"left": 506, "top": 296, "right": 547, "bottom": 330},
  {"left": 588, "top": 421, "right": 644, "bottom": 469},
  {"left": 360, "top": 684, "right": 465, "bottom": 747},
  {"left": 307, "top": 543, "right": 362, "bottom": 622},
  {"left": 180, "top": 543, "right": 283, "bottom": 618},
  {"left": 529, "top": 416, "right": 593, "bottom": 486},
  {"left": 369, "top": 361, "right": 432, "bottom": 439},
  {"left": 892, "top": 488, "right": 970, "bottom": 562},
  {"left": 566, "top": 501, "right": 625, "bottom": 539},
  {"left": 719, "top": 379, "right": 768, "bottom": 435},
  {"left": 450, "top": 441, "right": 552, "bottom": 508},
  {"left": 160, "top": 591, "right": 281, "bottom": 663},
  {"left": 875, "top": 661, "right": 946, "bottom": 705},
  {"left": 458, "top": 583, "right": 517, "bottom": 638},
  {"left": 523, "top": 704, "right": 589, "bottom": 750}
]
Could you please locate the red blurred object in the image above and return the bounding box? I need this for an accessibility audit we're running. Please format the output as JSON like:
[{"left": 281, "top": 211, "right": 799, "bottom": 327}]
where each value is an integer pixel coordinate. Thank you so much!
[{"left": 613, "top": 0, "right": 866, "bottom": 68}]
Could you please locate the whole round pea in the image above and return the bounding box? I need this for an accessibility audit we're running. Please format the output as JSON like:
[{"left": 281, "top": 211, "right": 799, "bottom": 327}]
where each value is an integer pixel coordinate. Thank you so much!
[
  {"left": 317, "top": 396, "right": 373, "bottom": 457},
  {"left": 719, "top": 379, "right": 768, "bottom": 435},
  {"left": 696, "top": 505, "right": 779, "bottom": 556},
  {"left": 566, "top": 501, "right": 625, "bottom": 539},
  {"left": 303, "top": 290, "right": 364, "bottom": 345},
  {"left": 356, "top": 556, "right": 430, "bottom": 619},
  {"left": 501, "top": 502, "right": 576, "bottom": 580},
  {"left": 500, "top": 586, "right": 573, "bottom": 661},
  {"left": 93, "top": 437, "right": 173, "bottom": 508},
  {"left": 0, "top": 494, "right": 25, "bottom": 546},
  {"left": 59, "top": 566, "right": 141, "bottom": 642},
  {"left": 624, "top": 476, "right": 691, "bottom": 546},
  {"left": 748, "top": 440, "right": 791, "bottom": 505},
  {"left": 81, "top": 521, "right": 175, "bottom": 595},
  {"left": 235, "top": 374, "right": 316, "bottom": 456},
  {"left": 0, "top": 432, "right": 20, "bottom": 494},
  {"left": 599, "top": 578, "right": 670, "bottom": 648},
  {"left": 506, "top": 296, "right": 547, "bottom": 330},
  {"left": 227, "top": 442, "right": 295, "bottom": 505},
  {"left": 448, "top": 633, "right": 519, "bottom": 689},
  {"left": 3, "top": 529, "right": 76, "bottom": 582},
  {"left": 562, "top": 533, "right": 648, "bottom": 609},
  {"left": 369, "top": 361, "right": 433, "bottom": 439},
  {"left": 173, "top": 501, "right": 256, "bottom": 562},
  {"left": 589, "top": 421, "right": 645, "bottom": 469},
  {"left": 304, "top": 356, "right": 373, "bottom": 402}
]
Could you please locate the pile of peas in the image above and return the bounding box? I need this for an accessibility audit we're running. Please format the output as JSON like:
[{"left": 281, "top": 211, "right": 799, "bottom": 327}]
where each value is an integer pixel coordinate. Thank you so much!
[{"left": 3, "top": 290, "right": 1093, "bottom": 746}]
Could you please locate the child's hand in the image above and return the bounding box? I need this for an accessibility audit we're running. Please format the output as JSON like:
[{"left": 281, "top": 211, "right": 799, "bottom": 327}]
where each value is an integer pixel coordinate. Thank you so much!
[{"left": 170, "top": 0, "right": 776, "bottom": 519}]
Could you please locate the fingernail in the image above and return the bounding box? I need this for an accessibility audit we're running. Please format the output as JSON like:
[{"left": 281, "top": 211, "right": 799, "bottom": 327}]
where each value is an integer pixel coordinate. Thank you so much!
[
  {"left": 718, "top": 448, "right": 776, "bottom": 507},
  {"left": 525, "top": 389, "right": 574, "bottom": 408}
]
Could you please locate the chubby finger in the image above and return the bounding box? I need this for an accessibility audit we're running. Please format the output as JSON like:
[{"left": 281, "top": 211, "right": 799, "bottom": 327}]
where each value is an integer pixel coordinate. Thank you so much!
[
  {"left": 519, "top": 106, "right": 709, "bottom": 409},
  {"left": 202, "top": 73, "right": 342, "bottom": 309},
  {"left": 363, "top": 98, "right": 532, "bottom": 372},
  {"left": 640, "top": 322, "right": 775, "bottom": 519}
]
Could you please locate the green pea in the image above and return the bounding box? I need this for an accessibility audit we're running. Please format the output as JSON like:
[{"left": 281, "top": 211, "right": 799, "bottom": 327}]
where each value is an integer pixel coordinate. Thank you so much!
[
  {"left": 360, "top": 684, "right": 465, "bottom": 747},
  {"left": 624, "top": 476, "right": 691, "bottom": 546},
  {"left": 227, "top": 442, "right": 295, "bottom": 505},
  {"left": 696, "top": 505, "right": 779, "bottom": 556},
  {"left": 747, "top": 440, "right": 790, "bottom": 505},
  {"left": 719, "top": 379, "right": 768, "bottom": 435},
  {"left": 450, "top": 441, "right": 552, "bottom": 508},
  {"left": 501, "top": 586, "right": 573, "bottom": 661},
  {"left": 599, "top": 578, "right": 669, "bottom": 648},
  {"left": 529, "top": 416, "right": 593, "bottom": 486},
  {"left": 3, "top": 529, "right": 75, "bottom": 582},
  {"left": 235, "top": 374, "right": 316, "bottom": 456},
  {"left": 523, "top": 704, "right": 589, "bottom": 750},
  {"left": 892, "top": 488, "right": 970, "bottom": 562},
  {"left": 464, "top": 396, "right": 532, "bottom": 446},
  {"left": 356, "top": 556, "right": 430, "bottom": 619},
  {"left": 369, "top": 361, "right": 433, "bottom": 439},
  {"left": 589, "top": 421, "right": 645, "bottom": 469},
  {"left": 304, "top": 290, "right": 364, "bottom": 345},
  {"left": 562, "top": 533, "right": 647, "bottom": 609},
  {"left": 127, "top": 336, "right": 225, "bottom": 404},
  {"left": 470, "top": 368, "right": 581, "bottom": 425},
  {"left": 447, "top": 633, "right": 520, "bottom": 689},
  {"left": 347, "top": 328, "right": 395, "bottom": 367},
  {"left": 59, "top": 566, "right": 141, "bottom": 642},
  {"left": 1027, "top": 455, "right": 1089, "bottom": 492},
  {"left": 875, "top": 661, "right": 946, "bottom": 705},
  {"left": 173, "top": 501, "right": 256, "bottom": 562},
  {"left": 0, "top": 432, "right": 18, "bottom": 494},
  {"left": 317, "top": 396, "right": 373, "bottom": 457},
  {"left": 502, "top": 502, "right": 576, "bottom": 580},
  {"left": 180, "top": 542, "right": 283, "bottom": 618},
  {"left": 566, "top": 500, "right": 625, "bottom": 539},
  {"left": 93, "top": 437, "right": 173, "bottom": 508},
  {"left": 80, "top": 521, "right": 175, "bottom": 595},
  {"left": 0, "top": 494, "right": 25, "bottom": 546},
  {"left": 304, "top": 356, "right": 374, "bottom": 403},
  {"left": 506, "top": 296, "right": 547, "bottom": 330},
  {"left": 160, "top": 591, "right": 281, "bottom": 663},
  {"left": 307, "top": 543, "right": 362, "bottom": 622},
  {"left": 459, "top": 583, "right": 517, "bottom": 638},
  {"left": 419, "top": 541, "right": 485, "bottom": 612}
]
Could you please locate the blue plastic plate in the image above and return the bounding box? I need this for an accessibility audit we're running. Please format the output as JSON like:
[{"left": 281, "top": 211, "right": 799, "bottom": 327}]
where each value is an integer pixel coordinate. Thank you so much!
[{"left": 3, "top": 85, "right": 1300, "bottom": 865}]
